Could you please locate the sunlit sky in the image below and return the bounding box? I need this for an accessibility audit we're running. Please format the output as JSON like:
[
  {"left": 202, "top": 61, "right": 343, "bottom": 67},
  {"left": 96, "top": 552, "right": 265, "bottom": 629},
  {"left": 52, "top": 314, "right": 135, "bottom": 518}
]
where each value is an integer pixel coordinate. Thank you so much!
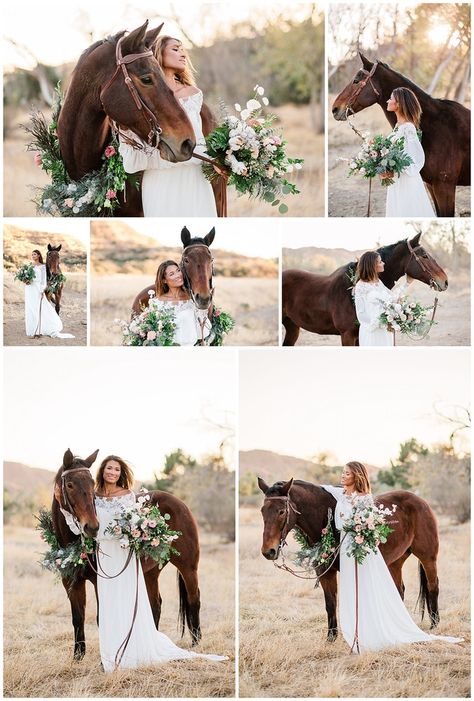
[
  {"left": 5, "top": 217, "right": 90, "bottom": 246},
  {"left": 4, "top": 348, "right": 237, "bottom": 479},
  {"left": 123, "top": 218, "right": 281, "bottom": 258},
  {"left": 3, "top": 1, "right": 315, "bottom": 70},
  {"left": 239, "top": 349, "right": 470, "bottom": 466},
  {"left": 282, "top": 219, "right": 471, "bottom": 252}
]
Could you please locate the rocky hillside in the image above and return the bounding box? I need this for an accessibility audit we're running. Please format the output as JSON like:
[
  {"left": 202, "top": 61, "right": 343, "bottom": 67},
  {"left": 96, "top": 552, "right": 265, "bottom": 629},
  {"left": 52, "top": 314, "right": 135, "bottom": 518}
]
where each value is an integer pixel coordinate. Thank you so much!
[
  {"left": 4, "top": 461, "right": 56, "bottom": 494},
  {"left": 3, "top": 224, "right": 86, "bottom": 272}
]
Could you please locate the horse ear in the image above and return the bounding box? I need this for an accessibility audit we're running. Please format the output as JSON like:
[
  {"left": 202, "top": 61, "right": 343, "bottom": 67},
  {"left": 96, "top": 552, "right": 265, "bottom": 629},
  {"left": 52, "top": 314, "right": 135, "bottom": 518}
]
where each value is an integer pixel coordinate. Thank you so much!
[
  {"left": 181, "top": 226, "right": 191, "bottom": 247},
  {"left": 257, "top": 477, "right": 269, "bottom": 494},
  {"left": 145, "top": 23, "right": 164, "bottom": 50},
  {"left": 56, "top": 244, "right": 62, "bottom": 252},
  {"left": 83, "top": 449, "right": 100, "bottom": 468},
  {"left": 409, "top": 232, "right": 422, "bottom": 247},
  {"left": 281, "top": 478, "right": 294, "bottom": 496},
  {"left": 63, "top": 449, "right": 74, "bottom": 469},
  {"left": 121, "top": 20, "right": 149, "bottom": 56},
  {"left": 204, "top": 227, "right": 215, "bottom": 247},
  {"left": 359, "top": 52, "right": 373, "bottom": 70},
  {"left": 48, "top": 243, "right": 52, "bottom": 251}
]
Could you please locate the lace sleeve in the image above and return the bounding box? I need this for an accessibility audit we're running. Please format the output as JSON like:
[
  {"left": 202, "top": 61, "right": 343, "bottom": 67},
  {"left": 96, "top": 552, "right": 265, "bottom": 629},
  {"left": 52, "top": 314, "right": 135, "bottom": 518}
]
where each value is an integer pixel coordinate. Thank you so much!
[
  {"left": 39, "top": 265, "right": 47, "bottom": 291},
  {"left": 321, "top": 485, "right": 344, "bottom": 500},
  {"left": 400, "top": 124, "right": 425, "bottom": 176},
  {"left": 60, "top": 506, "right": 81, "bottom": 535},
  {"left": 118, "top": 132, "right": 162, "bottom": 173}
]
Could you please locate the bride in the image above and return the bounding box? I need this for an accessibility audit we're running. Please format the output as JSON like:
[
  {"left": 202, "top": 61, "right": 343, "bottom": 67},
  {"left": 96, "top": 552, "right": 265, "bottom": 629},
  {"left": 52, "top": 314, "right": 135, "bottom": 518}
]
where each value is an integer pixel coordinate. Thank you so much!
[
  {"left": 119, "top": 36, "right": 218, "bottom": 217},
  {"left": 382, "top": 87, "right": 436, "bottom": 217},
  {"left": 353, "top": 250, "right": 409, "bottom": 346},
  {"left": 322, "top": 462, "right": 463, "bottom": 653},
  {"left": 58, "top": 455, "right": 227, "bottom": 671},
  {"left": 25, "top": 250, "right": 74, "bottom": 339}
]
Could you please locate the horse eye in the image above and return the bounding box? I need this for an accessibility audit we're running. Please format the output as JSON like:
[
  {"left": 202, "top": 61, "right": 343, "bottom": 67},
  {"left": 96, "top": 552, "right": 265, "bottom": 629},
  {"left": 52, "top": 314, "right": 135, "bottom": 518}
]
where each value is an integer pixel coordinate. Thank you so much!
[
  {"left": 278, "top": 509, "right": 285, "bottom": 516},
  {"left": 67, "top": 482, "right": 74, "bottom": 489},
  {"left": 353, "top": 77, "right": 360, "bottom": 84},
  {"left": 140, "top": 75, "right": 153, "bottom": 85}
]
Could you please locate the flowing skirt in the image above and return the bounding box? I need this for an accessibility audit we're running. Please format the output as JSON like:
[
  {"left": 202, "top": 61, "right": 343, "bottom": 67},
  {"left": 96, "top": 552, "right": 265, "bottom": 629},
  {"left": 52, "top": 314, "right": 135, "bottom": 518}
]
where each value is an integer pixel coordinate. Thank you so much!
[
  {"left": 358, "top": 323, "right": 394, "bottom": 347},
  {"left": 386, "top": 173, "right": 436, "bottom": 217},
  {"left": 142, "top": 164, "right": 217, "bottom": 217},
  {"left": 97, "top": 539, "right": 227, "bottom": 671},
  {"left": 25, "top": 285, "right": 74, "bottom": 338}
]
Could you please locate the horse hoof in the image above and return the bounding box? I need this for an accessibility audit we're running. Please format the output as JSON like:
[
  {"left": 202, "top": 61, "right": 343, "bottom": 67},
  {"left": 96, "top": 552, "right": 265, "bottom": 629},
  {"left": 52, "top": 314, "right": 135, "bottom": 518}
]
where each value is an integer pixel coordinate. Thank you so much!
[{"left": 327, "top": 630, "right": 338, "bottom": 642}]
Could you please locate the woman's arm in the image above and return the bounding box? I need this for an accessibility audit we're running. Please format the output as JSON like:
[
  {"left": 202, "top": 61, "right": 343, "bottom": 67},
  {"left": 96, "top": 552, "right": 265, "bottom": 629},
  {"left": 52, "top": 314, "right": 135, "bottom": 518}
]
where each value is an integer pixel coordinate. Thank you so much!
[
  {"left": 39, "top": 265, "right": 47, "bottom": 292},
  {"left": 400, "top": 124, "right": 425, "bottom": 176},
  {"left": 118, "top": 132, "right": 162, "bottom": 173}
]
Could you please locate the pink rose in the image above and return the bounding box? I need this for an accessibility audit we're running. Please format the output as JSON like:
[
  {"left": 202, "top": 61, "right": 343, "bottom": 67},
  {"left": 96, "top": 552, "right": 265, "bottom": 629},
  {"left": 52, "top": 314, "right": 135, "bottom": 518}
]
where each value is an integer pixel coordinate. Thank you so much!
[
  {"left": 214, "top": 309, "right": 221, "bottom": 317},
  {"left": 106, "top": 189, "right": 117, "bottom": 200},
  {"left": 80, "top": 552, "right": 87, "bottom": 560},
  {"left": 321, "top": 552, "right": 328, "bottom": 559},
  {"left": 151, "top": 538, "right": 160, "bottom": 547},
  {"left": 131, "top": 529, "right": 140, "bottom": 538},
  {"left": 64, "top": 198, "right": 74, "bottom": 208},
  {"left": 355, "top": 535, "right": 364, "bottom": 544},
  {"left": 104, "top": 145, "right": 116, "bottom": 158},
  {"left": 321, "top": 528, "right": 328, "bottom": 535},
  {"left": 34, "top": 153, "right": 42, "bottom": 166},
  {"left": 147, "top": 331, "right": 157, "bottom": 341},
  {"left": 55, "top": 558, "right": 62, "bottom": 565},
  {"left": 147, "top": 520, "right": 157, "bottom": 528}
]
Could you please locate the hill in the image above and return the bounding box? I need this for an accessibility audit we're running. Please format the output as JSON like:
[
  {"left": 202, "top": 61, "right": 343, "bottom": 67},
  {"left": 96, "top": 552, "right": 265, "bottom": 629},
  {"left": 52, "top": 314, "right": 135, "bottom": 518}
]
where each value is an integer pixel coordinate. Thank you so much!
[
  {"left": 282, "top": 245, "right": 363, "bottom": 274},
  {"left": 3, "top": 224, "right": 86, "bottom": 272},
  {"left": 4, "top": 461, "right": 56, "bottom": 494}
]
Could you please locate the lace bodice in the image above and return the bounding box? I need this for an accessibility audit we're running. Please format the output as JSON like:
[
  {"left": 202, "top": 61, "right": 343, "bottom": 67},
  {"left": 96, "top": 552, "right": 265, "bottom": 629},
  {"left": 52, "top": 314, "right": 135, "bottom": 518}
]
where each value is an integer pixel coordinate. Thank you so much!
[
  {"left": 354, "top": 280, "right": 407, "bottom": 330},
  {"left": 388, "top": 122, "right": 425, "bottom": 176},
  {"left": 32, "top": 264, "right": 46, "bottom": 291},
  {"left": 95, "top": 492, "right": 136, "bottom": 540},
  {"left": 153, "top": 298, "right": 212, "bottom": 345},
  {"left": 119, "top": 90, "right": 208, "bottom": 173},
  {"left": 321, "top": 486, "right": 375, "bottom": 530}
]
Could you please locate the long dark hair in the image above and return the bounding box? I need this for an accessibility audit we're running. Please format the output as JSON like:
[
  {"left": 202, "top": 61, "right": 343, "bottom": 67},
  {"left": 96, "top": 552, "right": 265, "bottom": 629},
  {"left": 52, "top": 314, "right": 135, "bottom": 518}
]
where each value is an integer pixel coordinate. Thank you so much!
[
  {"left": 346, "top": 461, "right": 371, "bottom": 494},
  {"left": 356, "top": 251, "right": 380, "bottom": 282},
  {"left": 32, "top": 249, "right": 44, "bottom": 264},
  {"left": 155, "top": 260, "right": 182, "bottom": 296},
  {"left": 392, "top": 87, "right": 422, "bottom": 129},
  {"left": 95, "top": 455, "right": 134, "bottom": 491}
]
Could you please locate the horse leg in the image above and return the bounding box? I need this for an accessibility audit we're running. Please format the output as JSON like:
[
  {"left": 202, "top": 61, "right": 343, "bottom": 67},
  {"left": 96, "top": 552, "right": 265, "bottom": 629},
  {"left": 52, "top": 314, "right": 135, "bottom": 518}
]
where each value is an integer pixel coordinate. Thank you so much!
[
  {"left": 340, "top": 329, "right": 358, "bottom": 346},
  {"left": 430, "top": 182, "right": 456, "bottom": 217},
  {"left": 176, "top": 564, "right": 201, "bottom": 645},
  {"left": 63, "top": 577, "right": 87, "bottom": 660},
  {"left": 55, "top": 288, "right": 62, "bottom": 315},
  {"left": 387, "top": 552, "right": 410, "bottom": 599},
  {"left": 282, "top": 316, "right": 300, "bottom": 346},
  {"left": 320, "top": 570, "right": 338, "bottom": 641},
  {"left": 417, "top": 558, "right": 440, "bottom": 628},
  {"left": 144, "top": 565, "right": 163, "bottom": 629}
]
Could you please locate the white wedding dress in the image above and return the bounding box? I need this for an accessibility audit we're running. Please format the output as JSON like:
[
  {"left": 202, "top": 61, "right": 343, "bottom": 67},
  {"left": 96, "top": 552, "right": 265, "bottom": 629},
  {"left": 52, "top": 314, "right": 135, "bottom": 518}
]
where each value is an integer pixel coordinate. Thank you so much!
[
  {"left": 119, "top": 90, "right": 217, "bottom": 217},
  {"left": 153, "top": 299, "right": 212, "bottom": 346},
  {"left": 353, "top": 280, "right": 407, "bottom": 346},
  {"left": 321, "top": 486, "right": 463, "bottom": 653},
  {"left": 24, "top": 264, "right": 74, "bottom": 338},
  {"left": 386, "top": 122, "right": 436, "bottom": 217},
  {"left": 64, "top": 492, "right": 227, "bottom": 671}
]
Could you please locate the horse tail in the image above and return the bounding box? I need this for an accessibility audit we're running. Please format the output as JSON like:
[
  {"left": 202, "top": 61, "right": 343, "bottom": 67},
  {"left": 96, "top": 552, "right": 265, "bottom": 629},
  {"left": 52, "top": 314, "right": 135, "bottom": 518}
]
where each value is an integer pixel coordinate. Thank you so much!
[
  {"left": 416, "top": 561, "right": 428, "bottom": 621},
  {"left": 177, "top": 572, "right": 190, "bottom": 638}
]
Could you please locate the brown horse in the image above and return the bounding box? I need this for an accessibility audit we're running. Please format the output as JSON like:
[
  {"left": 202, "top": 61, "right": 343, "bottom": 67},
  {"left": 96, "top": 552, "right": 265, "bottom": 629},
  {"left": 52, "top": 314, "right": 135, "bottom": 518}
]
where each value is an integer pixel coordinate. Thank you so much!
[
  {"left": 258, "top": 478, "right": 440, "bottom": 641},
  {"left": 45, "top": 244, "right": 63, "bottom": 314},
  {"left": 282, "top": 232, "right": 448, "bottom": 346},
  {"left": 131, "top": 226, "right": 215, "bottom": 317},
  {"left": 332, "top": 53, "right": 471, "bottom": 217},
  {"left": 52, "top": 449, "right": 203, "bottom": 660}
]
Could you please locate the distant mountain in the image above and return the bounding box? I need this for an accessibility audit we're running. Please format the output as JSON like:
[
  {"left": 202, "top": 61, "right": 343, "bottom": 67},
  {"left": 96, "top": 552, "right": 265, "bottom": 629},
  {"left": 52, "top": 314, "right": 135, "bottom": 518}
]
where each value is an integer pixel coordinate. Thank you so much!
[
  {"left": 3, "top": 224, "right": 86, "bottom": 272},
  {"left": 91, "top": 221, "right": 278, "bottom": 277},
  {"left": 4, "top": 461, "right": 56, "bottom": 494},
  {"left": 282, "top": 246, "right": 364, "bottom": 275}
]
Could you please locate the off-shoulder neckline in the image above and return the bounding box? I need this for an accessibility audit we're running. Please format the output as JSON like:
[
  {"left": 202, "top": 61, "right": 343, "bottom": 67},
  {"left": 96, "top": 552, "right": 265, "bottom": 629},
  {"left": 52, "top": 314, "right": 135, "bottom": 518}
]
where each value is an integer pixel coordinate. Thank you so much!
[
  {"left": 179, "top": 88, "right": 202, "bottom": 103},
  {"left": 95, "top": 490, "right": 133, "bottom": 500}
]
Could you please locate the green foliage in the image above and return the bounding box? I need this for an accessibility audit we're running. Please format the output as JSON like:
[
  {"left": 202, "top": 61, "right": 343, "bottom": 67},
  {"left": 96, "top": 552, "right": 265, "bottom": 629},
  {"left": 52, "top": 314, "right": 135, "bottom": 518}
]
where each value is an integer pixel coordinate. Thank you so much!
[
  {"left": 46, "top": 272, "right": 66, "bottom": 295},
  {"left": 210, "top": 308, "right": 235, "bottom": 346},
  {"left": 35, "top": 507, "right": 95, "bottom": 581},
  {"left": 377, "top": 438, "right": 428, "bottom": 489}
]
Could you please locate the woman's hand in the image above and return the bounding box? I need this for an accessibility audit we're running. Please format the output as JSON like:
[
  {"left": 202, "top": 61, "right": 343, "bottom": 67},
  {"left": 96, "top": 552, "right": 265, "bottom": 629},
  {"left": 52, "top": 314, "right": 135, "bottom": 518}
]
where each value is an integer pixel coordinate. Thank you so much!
[
  {"left": 213, "top": 164, "right": 229, "bottom": 178},
  {"left": 54, "top": 483, "right": 61, "bottom": 501}
]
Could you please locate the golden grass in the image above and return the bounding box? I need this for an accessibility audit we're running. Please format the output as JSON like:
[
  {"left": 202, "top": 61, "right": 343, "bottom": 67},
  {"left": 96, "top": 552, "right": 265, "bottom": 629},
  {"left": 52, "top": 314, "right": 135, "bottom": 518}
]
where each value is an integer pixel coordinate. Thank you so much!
[
  {"left": 239, "top": 507, "right": 470, "bottom": 698},
  {"left": 4, "top": 526, "right": 235, "bottom": 697},
  {"left": 91, "top": 275, "right": 279, "bottom": 346}
]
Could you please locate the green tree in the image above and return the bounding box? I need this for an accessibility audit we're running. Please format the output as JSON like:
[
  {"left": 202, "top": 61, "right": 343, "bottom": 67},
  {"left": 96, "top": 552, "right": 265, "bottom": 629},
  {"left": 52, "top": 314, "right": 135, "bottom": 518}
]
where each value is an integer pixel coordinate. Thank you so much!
[{"left": 377, "top": 438, "right": 428, "bottom": 489}]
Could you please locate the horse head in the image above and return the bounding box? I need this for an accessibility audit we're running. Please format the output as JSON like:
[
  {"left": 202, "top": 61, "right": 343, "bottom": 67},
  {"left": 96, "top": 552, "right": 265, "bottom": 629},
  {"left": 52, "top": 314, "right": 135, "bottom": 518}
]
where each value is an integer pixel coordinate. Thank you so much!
[
  {"left": 258, "top": 477, "right": 297, "bottom": 560},
  {"left": 46, "top": 244, "right": 62, "bottom": 275},
  {"left": 180, "top": 226, "right": 215, "bottom": 310},
  {"left": 54, "top": 449, "right": 100, "bottom": 538},
  {"left": 380, "top": 233, "right": 448, "bottom": 292},
  {"left": 332, "top": 53, "right": 383, "bottom": 121}
]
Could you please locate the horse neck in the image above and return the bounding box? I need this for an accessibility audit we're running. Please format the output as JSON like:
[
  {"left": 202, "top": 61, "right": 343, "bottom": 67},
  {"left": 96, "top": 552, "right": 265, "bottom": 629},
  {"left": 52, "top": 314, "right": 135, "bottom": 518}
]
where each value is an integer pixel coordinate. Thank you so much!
[
  {"left": 290, "top": 486, "right": 334, "bottom": 544},
  {"left": 51, "top": 495, "right": 79, "bottom": 547},
  {"left": 380, "top": 244, "right": 410, "bottom": 288},
  {"left": 374, "top": 65, "right": 436, "bottom": 127}
]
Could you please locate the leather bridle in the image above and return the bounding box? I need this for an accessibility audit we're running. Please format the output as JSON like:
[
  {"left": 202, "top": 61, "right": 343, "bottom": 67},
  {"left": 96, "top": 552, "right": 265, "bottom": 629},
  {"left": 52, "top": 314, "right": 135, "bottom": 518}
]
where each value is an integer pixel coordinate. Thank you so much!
[
  {"left": 100, "top": 35, "right": 163, "bottom": 148},
  {"left": 406, "top": 238, "right": 439, "bottom": 290},
  {"left": 59, "top": 466, "right": 97, "bottom": 534},
  {"left": 180, "top": 244, "right": 215, "bottom": 309},
  {"left": 345, "top": 61, "right": 380, "bottom": 116},
  {"left": 264, "top": 495, "right": 301, "bottom": 554}
]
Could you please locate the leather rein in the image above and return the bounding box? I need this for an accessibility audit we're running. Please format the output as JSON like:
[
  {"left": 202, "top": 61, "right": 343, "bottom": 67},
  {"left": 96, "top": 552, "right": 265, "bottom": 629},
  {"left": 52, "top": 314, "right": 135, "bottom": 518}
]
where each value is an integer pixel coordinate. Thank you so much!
[
  {"left": 345, "top": 61, "right": 380, "bottom": 117},
  {"left": 100, "top": 35, "right": 162, "bottom": 148}
]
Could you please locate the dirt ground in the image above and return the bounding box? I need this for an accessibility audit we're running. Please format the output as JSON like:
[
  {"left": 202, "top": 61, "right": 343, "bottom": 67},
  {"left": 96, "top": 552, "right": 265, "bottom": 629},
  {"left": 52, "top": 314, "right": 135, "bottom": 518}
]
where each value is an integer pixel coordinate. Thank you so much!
[
  {"left": 239, "top": 507, "right": 470, "bottom": 698},
  {"left": 327, "top": 97, "right": 471, "bottom": 218},
  {"left": 4, "top": 105, "right": 323, "bottom": 218},
  {"left": 91, "top": 276, "right": 279, "bottom": 346},
  {"left": 3, "top": 272, "right": 87, "bottom": 346},
  {"left": 281, "top": 272, "right": 470, "bottom": 347}
]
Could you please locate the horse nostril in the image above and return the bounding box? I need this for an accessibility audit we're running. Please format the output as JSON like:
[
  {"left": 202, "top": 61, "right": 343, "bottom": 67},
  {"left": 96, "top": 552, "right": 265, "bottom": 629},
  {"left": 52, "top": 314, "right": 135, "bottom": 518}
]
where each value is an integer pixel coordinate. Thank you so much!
[
  {"left": 332, "top": 107, "right": 338, "bottom": 116},
  {"left": 181, "top": 138, "right": 195, "bottom": 159}
]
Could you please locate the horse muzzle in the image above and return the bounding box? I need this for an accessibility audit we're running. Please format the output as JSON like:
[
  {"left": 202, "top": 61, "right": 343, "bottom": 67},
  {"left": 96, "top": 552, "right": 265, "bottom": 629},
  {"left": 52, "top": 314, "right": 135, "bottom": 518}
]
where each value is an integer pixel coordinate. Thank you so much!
[
  {"left": 261, "top": 547, "right": 279, "bottom": 560},
  {"left": 159, "top": 136, "right": 195, "bottom": 163},
  {"left": 332, "top": 106, "right": 348, "bottom": 121},
  {"left": 434, "top": 278, "right": 448, "bottom": 291},
  {"left": 194, "top": 293, "right": 212, "bottom": 310},
  {"left": 84, "top": 521, "right": 99, "bottom": 538}
]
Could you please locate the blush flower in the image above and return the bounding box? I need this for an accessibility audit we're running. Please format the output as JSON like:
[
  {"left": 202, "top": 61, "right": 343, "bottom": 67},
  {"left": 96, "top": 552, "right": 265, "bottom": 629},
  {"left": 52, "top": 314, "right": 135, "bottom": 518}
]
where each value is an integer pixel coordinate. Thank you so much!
[{"left": 104, "top": 145, "right": 116, "bottom": 158}]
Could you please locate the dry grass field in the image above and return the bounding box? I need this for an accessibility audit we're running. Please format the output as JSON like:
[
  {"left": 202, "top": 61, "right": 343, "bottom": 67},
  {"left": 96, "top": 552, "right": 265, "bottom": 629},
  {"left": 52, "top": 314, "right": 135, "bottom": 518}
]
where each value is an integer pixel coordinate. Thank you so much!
[
  {"left": 91, "top": 275, "right": 279, "bottom": 346},
  {"left": 4, "top": 525, "right": 235, "bottom": 697},
  {"left": 3, "top": 272, "right": 87, "bottom": 346},
  {"left": 328, "top": 96, "right": 471, "bottom": 218},
  {"left": 4, "top": 104, "right": 323, "bottom": 218},
  {"left": 239, "top": 507, "right": 470, "bottom": 698}
]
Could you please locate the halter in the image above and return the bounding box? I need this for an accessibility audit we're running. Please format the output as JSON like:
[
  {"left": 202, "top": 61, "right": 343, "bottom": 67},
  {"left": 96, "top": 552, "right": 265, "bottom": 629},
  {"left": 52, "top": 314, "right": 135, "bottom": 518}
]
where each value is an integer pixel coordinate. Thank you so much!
[
  {"left": 59, "top": 466, "right": 97, "bottom": 534},
  {"left": 180, "top": 245, "right": 214, "bottom": 305},
  {"left": 345, "top": 61, "right": 380, "bottom": 117},
  {"left": 264, "top": 494, "right": 301, "bottom": 553},
  {"left": 406, "top": 238, "right": 438, "bottom": 289},
  {"left": 100, "top": 35, "right": 163, "bottom": 148}
]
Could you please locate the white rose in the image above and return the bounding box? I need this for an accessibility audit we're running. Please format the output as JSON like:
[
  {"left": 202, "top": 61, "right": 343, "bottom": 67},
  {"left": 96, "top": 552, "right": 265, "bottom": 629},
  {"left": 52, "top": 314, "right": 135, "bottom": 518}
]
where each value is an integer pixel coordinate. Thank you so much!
[
  {"left": 246, "top": 99, "right": 261, "bottom": 111},
  {"left": 257, "top": 86, "right": 265, "bottom": 95},
  {"left": 240, "top": 109, "right": 250, "bottom": 120},
  {"left": 234, "top": 103, "right": 241, "bottom": 112}
]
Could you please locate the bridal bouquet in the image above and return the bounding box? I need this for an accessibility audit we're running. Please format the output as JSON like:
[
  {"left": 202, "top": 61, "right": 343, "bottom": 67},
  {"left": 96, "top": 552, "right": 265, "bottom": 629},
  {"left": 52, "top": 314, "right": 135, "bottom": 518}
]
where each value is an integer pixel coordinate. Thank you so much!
[
  {"left": 36, "top": 507, "right": 95, "bottom": 580},
  {"left": 104, "top": 491, "right": 180, "bottom": 568},
  {"left": 346, "top": 133, "right": 414, "bottom": 186},
  {"left": 117, "top": 297, "right": 178, "bottom": 347},
  {"left": 14, "top": 263, "right": 36, "bottom": 284},
  {"left": 343, "top": 495, "right": 396, "bottom": 564},
  {"left": 379, "top": 297, "right": 434, "bottom": 335},
  {"left": 202, "top": 85, "right": 304, "bottom": 213}
]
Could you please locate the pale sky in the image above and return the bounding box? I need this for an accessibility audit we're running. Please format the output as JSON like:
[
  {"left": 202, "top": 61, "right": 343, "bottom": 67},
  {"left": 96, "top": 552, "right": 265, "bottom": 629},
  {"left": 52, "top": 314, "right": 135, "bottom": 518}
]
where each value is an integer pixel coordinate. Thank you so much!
[
  {"left": 3, "top": 1, "right": 315, "bottom": 70},
  {"left": 124, "top": 218, "right": 281, "bottom": 258},
  {"left": 239, "top": 348, "right": 470, "bottom": 465},
  {"left": 5, "top": 218, "right": 90, "bottom": 246},
  {"left": 4, "top": 348, "right": 237, "bottom": 479}
]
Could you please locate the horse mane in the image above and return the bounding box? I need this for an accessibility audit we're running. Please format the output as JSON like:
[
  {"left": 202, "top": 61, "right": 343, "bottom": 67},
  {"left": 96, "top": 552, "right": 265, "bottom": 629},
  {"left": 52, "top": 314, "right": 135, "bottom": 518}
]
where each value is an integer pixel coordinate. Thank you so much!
[
  {"left": 375, "top": 59, "right": 455, "bottom": 104},
  {"left": 184, "top": 237, "right": 210, "bottom": 248},
  {"left": 76, "top": 31, "right": 125, "bottom": 66},
  {"left": 266, "top": 479, "right": 324, "bottom": 497}
]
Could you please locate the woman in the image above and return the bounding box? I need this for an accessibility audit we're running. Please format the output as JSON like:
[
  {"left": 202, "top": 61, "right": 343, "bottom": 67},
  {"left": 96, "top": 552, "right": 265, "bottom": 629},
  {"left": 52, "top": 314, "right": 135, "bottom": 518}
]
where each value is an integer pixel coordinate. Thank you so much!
[
  {"left": 135, "top": 260, "right": 212, "bottom": 345},
  {"left": 382, "top": 87, "right": 436, "bottom": 217},
  {"left": 119, "top": 36, "right": 217, "bottom": 217},
  {"left": 60, "top": 455, "right": 227, "bottom": 671},
  {"left": 322, "top": 462, "right": 462, "bottom": 653},
  {"left": 25, "top": 250, "right": 74, "bottom": 339},
  {"left": 353, "top": 250, "right": 409, "bottom": 346}
]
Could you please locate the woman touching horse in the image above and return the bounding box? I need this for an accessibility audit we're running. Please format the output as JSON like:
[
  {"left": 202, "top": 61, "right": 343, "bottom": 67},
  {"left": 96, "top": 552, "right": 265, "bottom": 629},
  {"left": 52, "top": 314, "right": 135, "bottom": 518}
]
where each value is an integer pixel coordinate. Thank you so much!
[
  {"left": 57, "top": 455, "right": 227, "bottom": 671},
  {"left": 119, "top": 36, "right": 218, "bottom": 217},
  {"left": 321, "top": 462, "right": 462, "bottom": 653},
  {"left": 383, "top": 88, "right": 435, "bottom": 217}
]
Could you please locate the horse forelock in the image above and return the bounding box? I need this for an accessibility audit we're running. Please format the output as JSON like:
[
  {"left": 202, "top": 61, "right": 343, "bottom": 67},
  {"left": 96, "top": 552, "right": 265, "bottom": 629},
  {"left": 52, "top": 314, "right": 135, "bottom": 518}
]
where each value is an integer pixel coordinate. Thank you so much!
[{"left": 183, "top": 237, "right": 210, "bottom": 249}]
